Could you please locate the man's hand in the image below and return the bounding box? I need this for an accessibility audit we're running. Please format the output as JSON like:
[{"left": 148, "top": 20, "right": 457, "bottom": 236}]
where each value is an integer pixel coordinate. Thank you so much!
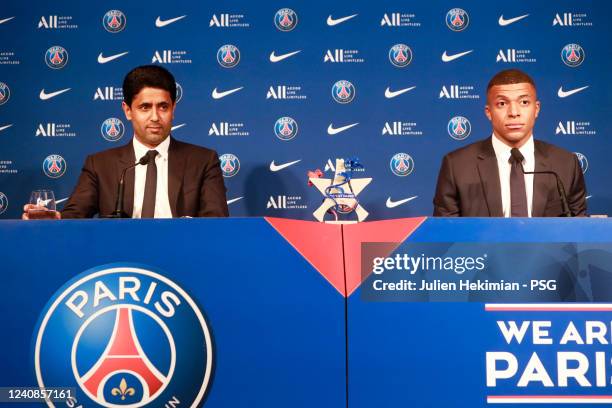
[{"left": 22, "top": 204, "right": 61, "bottom": 220}]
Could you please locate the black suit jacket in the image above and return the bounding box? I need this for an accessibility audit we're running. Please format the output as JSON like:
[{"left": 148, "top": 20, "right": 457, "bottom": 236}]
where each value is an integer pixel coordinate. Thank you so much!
[
  {"left": 62, "top": 137, "right": 229, "bottom": 218},
  {"left": 433, "top": 138, "right": 587, "bottom": 217}
]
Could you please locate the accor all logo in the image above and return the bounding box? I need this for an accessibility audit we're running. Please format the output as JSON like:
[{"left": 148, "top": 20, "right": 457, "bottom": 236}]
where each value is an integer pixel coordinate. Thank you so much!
[
  {"left": 324, "top": 50, "right": 345, "bottom": 63},
  {"left": 382, "top": 122, "right": 404, "bottom": 135},
  {"left": 210, "top": 14, "right": 230, "bottom": 27},
  {"left": 381, "top": 13, "right": 402, "bottom": 26},
  {"left": 152, "top": 50, "right": 172, "bottom": 63},
  {"left": 553, "top": 13, "right": 574, "bottom": 26},
  {"left": 38, "top": 16, "right": 58, "bottom": 28},
  {"left": 440, "top": 85, "right": 459, "bottom": 98},
  {"left": 267, "top": 195, "right": 287, "bottom": 209},
  {"left": 497, "top": 49, "right": 517, "bottom": 62},
  {"left": 36, "top": 123, "right": 57, "bottom": 137},
  {"left": 267, "top": 86, "right": 287, "bottom": 99},
  {"left": 556, "top": 121, "right": 577, "bottom": 135},
  {"left": 94, "top": 87, "right": 122, "bottom": 101},
  {"left": 209, "top": 122, "right": 229, "bottom": 136}
]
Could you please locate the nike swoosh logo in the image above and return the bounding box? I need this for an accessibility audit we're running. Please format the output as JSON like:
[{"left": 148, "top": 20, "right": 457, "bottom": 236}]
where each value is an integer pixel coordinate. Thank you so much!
[
  {"left": 171, "top": 123, "right": 186, "bottom": 131},
  {"left": 97, "top": 51, "right": 129, "bottom": 64},
  {"left": 385, "top": 86, "right": 416, "bottom": 99},
  {"left": 155, "top": 15, "right": 187, "bottom": 28},
  {"left": 269, "top": 50, "right": 301, "bottom": 63},
  {"left": 557, "top": 85, "right": 589, "bottom": 98},
  {"left": 39, "top": 88, "right": 71, "bottom": 100},
  {"left": 0, "top": 124, "right": 13, "bottom": 132},
  {"left": 327, "top": 14, "right": 358, "bottom": 26},
  {"left": 211, "top": 87, "right": 243, "bottom": 99},
  {"left": 386, "top": 196, "right": 418, "bottom": 208},
  {"left": 269, "top": 159, "right": 301, "bottom": 172},
  {"left": 441, "top": 50, "right": 473, "bottom": 62},
  {"left": 586, "top": 195, "right": 592, "bottom": 200},
  {"left": 56, "top": 197, "right": 69, "bottom": 204},
  {"left": 498, "top": 14, "right": 529, "bottom": 26},
  {"left": 327, "top": 123, "right": 359, "bottom": 135},
  {"left": 0, "top": 17, "right": 15, "bottom": 25},
  {"left": 227, "top": 197, "right": 243, "bottom": 205}
]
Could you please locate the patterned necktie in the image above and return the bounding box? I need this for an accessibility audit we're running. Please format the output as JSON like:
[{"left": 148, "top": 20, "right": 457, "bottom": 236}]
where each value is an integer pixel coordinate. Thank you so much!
[
  {"left": 509, "top": 148, "right": 528, "bottom": 217},
  {"left": 141, "top": 150, "right": 159, "bottom": 218}
]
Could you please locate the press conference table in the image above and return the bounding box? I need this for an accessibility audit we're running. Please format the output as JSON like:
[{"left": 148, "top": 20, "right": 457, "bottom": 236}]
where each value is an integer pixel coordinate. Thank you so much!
[{"left": 1, "top": 217, "right": 611, "bottom": 408}]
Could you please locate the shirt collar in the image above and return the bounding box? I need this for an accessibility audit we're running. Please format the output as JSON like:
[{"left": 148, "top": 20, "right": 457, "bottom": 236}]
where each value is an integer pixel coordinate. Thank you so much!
[
  {"left": 491, "top": 133, "right": 534, "bottom": 163},
  {"left": 132, "top": 135, "right": 170, "bottom": 162}
]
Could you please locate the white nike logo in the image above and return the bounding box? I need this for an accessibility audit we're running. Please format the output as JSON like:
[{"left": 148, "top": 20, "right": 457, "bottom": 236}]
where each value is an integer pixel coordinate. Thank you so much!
[
  {"left": 171, "top": 123, "right": 186, "bottom": 131},
  {"left": 39, "top": 88, "right": 71, "bottom": 100},
  {"left": 441, "top": 50, "right": 473, "bottom": 62},
  {"left": 498, "top": 14, "right": 529, "bottom": 26},
  {"left": 56, "top": 197, "right": 69, "bottom": 204},
  {"left": 269, "top": 50, "right": 301, "bottom": 63},
  {"left": 155, "top": 15, "right": 187, "bottom": 28},
  {"left": 386, "top": 196, "right": 418, "bottom": 208},
  {"left": 97, "top": 51, "right": 129, "bottom": 64},
  {"left": 586, "top": 195, "right": 592, "bottom": 200},
  {"left": 327, "top": 14, "right": 358, "bottom": 26},
  {"left": 269, "top": 159, "right": 301, "bottom": 172},
  {"left": 0, "top": 124, "right": 13, "bottom": 132},
  {"left": 0, "top": 17, "right": 15, "bottom": 25},
  {"left": 557, "top": 85, "right": 589, "bottom": 98},
  {"left": 327, "top": 123, "right": 359, "bottom": 135},
  {"left": 227, "top": 197, "right": 243, "bottom": 205},
  {"left": 211, "top": 87, "right": 243, "bottom": 99},
  {"left": 384, "top": 86, "right": 416, "bottom": 99}
]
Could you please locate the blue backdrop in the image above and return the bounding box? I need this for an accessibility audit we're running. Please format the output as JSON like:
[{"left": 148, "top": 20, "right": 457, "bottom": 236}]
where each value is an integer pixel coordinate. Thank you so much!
[{"left": 0, "top": 0, "right": 610, "bottom": 220}]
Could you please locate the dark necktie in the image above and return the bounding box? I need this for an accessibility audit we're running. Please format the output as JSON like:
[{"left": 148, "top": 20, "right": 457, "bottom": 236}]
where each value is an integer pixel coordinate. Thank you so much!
[
  {"left": 509, "top": 148, "right": 528, "bottom": 217},
  {"left": 141, "top": 150, "right": 159, "bottom": 218}
]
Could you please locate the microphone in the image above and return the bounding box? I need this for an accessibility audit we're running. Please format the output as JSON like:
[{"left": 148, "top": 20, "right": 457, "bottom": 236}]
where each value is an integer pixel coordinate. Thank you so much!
[
  {"left": 105, "top": 154, "right": 151, "bottom": 218},
  {"left": 510, "top": 148, "right": 572, "bottom": 217}
]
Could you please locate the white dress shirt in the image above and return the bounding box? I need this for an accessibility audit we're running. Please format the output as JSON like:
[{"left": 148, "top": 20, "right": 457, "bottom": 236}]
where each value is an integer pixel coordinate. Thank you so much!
[
  {"left": 491, "top": 134, "right": 535, "bottom": 217},
  {"left": 131, "top": 136, "right": 173, "bottom": 218}
]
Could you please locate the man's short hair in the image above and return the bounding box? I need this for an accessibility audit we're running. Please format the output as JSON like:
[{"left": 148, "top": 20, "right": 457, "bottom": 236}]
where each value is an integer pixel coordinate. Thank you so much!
[
  {"left": 122, "top": 65, "right": 176, "bottom": 106},
  {"left": 487, "top": 69, "right": 536, "bottom": 92}
]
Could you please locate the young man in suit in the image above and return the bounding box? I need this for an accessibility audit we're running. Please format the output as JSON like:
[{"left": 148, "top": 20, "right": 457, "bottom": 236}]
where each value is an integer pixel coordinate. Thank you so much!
[
  {"left": 433, "top": 69, "right": 587, "bottom": 217},
  {"left": 24, "top": 65, "right": 229, "bottom": 219}
]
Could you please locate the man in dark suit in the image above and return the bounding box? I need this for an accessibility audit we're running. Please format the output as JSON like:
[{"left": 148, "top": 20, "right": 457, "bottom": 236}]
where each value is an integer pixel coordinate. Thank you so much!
[
  {"left": 433, "top": 69, "right": 586, "bottom": 217},
  {"left": 24, "top": 65, "right": 228, "bottom": 219}
]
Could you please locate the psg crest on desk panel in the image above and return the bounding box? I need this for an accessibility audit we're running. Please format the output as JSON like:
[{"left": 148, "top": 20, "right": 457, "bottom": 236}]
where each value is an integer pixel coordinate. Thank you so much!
[{"left": 34, "top": 265, "right": 213, "bottom": 407}]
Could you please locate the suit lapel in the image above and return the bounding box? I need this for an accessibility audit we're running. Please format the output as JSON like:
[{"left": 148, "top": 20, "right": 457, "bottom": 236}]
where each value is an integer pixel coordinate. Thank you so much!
[
  {"left": 532, "top": 141, "right": 551, "bottom": 217},
  {"left": 118, "top": 142, "right": 136, "bottom": 217},
  {"left": 167, "top": 137, "right": 185, "bottom": 217},
  {"left": 476, "top": 139, "right": 504, "bottom": 216}
]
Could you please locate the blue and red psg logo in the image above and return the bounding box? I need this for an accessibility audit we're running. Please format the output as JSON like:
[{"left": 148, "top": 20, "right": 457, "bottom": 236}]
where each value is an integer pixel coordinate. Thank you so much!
[
  {"left": 103, "top": 10, "right": 126, "bottom": 33},
  {"left": 175, "top": 82, "right": 183, "bottom": 103},
  {"left": 0, "top": 192, "right": 7, "bottom": 215},
  {"left": 447, "top": 116, "right": 471, "bottom": 140},
  {"left": 274, "top": 8, "right": 298, "bottom": 31},
  {"left": 216, "top": 45, "right": 240, "bottom": 68},
  {"left": 43, "top": 154, "right": 67, "bottom": 178},
  {"left": 274, "top": 117, "right": 298, "bottom": 141},
  {"left": 45, "top": 46, "right": 68, "bottom": 69},
  {"left": 34, "top": 264, "right": 213, "bottom": 408},
  {"left": 0, "top": 82, "right": 10, "bottom": 105},
  {"left": 388, "top": 44, "right": 412, "bottom": 68},
  {"left": 332, "top": 80, "right": 355, "bottom": 104},
  {"left": 101, "top": 118, "right": 125, "bottom": 142},
  {"left": 390, "top": 153, "right": 415, "bottom": 177},
  {"left": 561, "top": 44, "right": 585, "bottom": 67},
  {"left": 220, "top": 153, "right": 240, "bottom": 177},
  {"left": 446, "top": 8, "right": 469, "bottom": 31},
  {"left": 574, "top": 152, "right": 588, "bottom": 174}
]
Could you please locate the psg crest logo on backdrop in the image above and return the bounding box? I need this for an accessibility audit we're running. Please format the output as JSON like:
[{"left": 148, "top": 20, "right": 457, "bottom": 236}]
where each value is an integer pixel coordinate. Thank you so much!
[
  {"left": 274, "top": 8, "right": 298, "bottom": 31},
  {"left": 34, "top": 264, "right": 214, "bottom": 408},
  {"left": 445, "top": 8, "right": 469, "bottom": 31},
  {"left": 101, "top": 118, "right": 125, "bottom": 142},
  {"left": 574, "top": 152, "right": 588, "bottom": 174},
  {"left": 0, "top": 192, "right": 7, "bottom": 215},
  {"left": 388, "top": 44, "right": 412, "bottom": 68},
  {"left": 220, "top": 153, "right": 240, "bottom": 177},
  {"left": 274, "top": 117, "right": 298, "bottom": 141},
  {"left": 43, "top": 154, "right": 67, "bottom": 178},
  {"left": 390, "top": 153, "right": 415, "bottom": 177},
  {"left": 103, "top": 10, "right": 126, "bottom": 33},
  {"left": 45, "top": 46, "right": 68, "bottom": 69},
  {"left": 447, "top": 116, "right": 471, "bottom": 140},
  {"left": 331, "top": 80, "right": 355, "bottom": 104},
  {"left": 561, "top": 43, "right": 585, "bottom": 67},
  {"left": 0, "top": 82, "right": 10, "bottom": 105},
  {"left": 216, "top": 45, "right": 240, "bottom": 68}
]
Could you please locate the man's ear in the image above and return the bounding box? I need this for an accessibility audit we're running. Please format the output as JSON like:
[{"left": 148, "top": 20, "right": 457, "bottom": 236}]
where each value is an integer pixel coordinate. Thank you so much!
[
  {"left": 121, "top": 101, "right": 132, "bottom": 121},
  {"left": 535, "top": 100, "right": 541, "bottom": 118},
  {"left": 484, "top": 104, "right": 492, "bottom": 121}
]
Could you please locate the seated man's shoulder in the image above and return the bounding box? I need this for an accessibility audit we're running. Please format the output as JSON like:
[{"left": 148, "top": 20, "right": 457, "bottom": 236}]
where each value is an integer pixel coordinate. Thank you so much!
[{"left": 444, "top": 138, "right": 489, "bottom": 161}]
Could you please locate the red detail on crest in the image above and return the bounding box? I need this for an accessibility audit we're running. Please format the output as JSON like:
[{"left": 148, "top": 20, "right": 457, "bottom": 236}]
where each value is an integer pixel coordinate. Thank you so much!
[
  {"left": 395, "top": 49, "right": 407, "bottom": 62},
  {"left": 342, "top": 218, "right": 426, "bottom": 296},
  {"left": 452, "top": 13, "right": 463, "bottom": 26},
  {"left": 338, "top": 86, "right": 350, "bottom": 99},
  {"left": 82, "top": 308, "right": 164, "bottom": 399},
  {"left": 265, "top": 218, "right": 345, "bottom": 296},
  {"left": 109, "top": 15, "right": 121, "bottom": 28},
  {"left": 567, "top": 48, "right": 579, "bottom": 61},
  {"left": 222, "top": 50, "right": 234, "bottom": 63},
  {"left": 280, "top": 122, "right": 292, "bottom": 135},
  {"left": 107, "top": 122, "right": 119, "bottom": 136},
  {"left": 454, "top": 121, "right": 465, "bottom": 134},
  {"left": 48, "top": 161, "right": 61, "bottom": 173},
  {"left": 280, "top": 13, "right": 292, "bottom": 27},
  {"left": 50, "top": 51, "right": 63, "bottom": 65}
]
